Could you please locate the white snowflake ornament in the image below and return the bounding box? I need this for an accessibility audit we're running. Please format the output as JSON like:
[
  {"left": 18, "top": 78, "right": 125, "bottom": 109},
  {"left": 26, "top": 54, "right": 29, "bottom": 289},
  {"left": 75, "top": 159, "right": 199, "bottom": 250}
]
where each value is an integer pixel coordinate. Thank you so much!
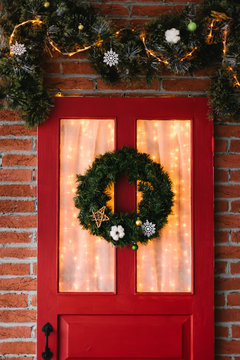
[
  {"left": 141, "top": 220, "right": 156, "bottom": 238},
  {"left": 10, "top": 41, "right": 27, "bottom": 56},
  {"left": 103, "top": 48, "right": 119, "bottom": 67},
  {"left": 110, "top": 225, "right": 125, "bottom": 241},
  {"left": 165, "top": 28, "right": 181, "bottom": 44}
]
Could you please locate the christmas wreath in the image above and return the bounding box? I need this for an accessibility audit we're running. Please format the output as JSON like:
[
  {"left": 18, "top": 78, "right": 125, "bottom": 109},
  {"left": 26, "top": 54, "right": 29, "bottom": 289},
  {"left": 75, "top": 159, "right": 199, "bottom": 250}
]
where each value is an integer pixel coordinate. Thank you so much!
[
  {"left": 1, "top": 0, "right": 240, "bottom": 126},
  {"left": 74, "top": 146, "right": 174, "bottom": 250}
]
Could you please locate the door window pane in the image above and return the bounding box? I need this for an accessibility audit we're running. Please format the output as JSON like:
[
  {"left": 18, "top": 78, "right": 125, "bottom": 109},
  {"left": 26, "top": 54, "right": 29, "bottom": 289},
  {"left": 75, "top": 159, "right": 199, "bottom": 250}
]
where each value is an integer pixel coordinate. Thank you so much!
[
  {"left": 59, "top": 119, "right": 115, "bottom": 292},
  {"left": 137, "top": 120, "right": 192, "bottom": 292}
]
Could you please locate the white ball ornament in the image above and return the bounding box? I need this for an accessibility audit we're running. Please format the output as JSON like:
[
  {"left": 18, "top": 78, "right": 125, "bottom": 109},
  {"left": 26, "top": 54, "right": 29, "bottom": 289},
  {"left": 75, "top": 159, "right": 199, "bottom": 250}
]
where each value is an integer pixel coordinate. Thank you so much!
[
  {"left": 110, "top": 225, "right": 125, "bottom": 241},
  {"left": 165, "top": 28, "right": 181, "bottom": 44}
]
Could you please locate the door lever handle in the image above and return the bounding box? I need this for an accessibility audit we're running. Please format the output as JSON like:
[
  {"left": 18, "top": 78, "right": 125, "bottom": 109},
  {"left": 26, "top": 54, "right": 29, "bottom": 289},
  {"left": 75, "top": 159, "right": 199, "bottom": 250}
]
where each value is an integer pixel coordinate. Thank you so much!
[{"left": 42, "top": 322, "right": 53, "bottom": 360}]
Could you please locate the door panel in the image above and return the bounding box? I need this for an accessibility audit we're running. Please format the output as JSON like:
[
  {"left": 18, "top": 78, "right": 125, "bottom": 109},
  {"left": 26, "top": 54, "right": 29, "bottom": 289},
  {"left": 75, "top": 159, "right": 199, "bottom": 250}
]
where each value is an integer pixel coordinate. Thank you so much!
[
  {"left": 38, "top": 97, "right": 214, "bottom": 360},
  {"left": 59, "top": 315, "right": 190, "bottom": 359}
]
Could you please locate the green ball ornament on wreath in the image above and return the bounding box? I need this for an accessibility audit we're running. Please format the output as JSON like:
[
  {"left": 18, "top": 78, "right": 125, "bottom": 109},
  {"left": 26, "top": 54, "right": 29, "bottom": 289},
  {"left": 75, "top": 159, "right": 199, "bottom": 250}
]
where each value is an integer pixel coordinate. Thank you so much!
[{"left": 74, "top": 146, "right": 174, "bottom": 249}]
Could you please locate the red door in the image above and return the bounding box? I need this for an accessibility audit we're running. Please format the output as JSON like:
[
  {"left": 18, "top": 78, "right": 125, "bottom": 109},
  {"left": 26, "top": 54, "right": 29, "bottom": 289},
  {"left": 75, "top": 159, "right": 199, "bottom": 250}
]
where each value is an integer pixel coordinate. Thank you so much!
[{"left": 38, "top": 97, "right": 214, "bottom": 360}]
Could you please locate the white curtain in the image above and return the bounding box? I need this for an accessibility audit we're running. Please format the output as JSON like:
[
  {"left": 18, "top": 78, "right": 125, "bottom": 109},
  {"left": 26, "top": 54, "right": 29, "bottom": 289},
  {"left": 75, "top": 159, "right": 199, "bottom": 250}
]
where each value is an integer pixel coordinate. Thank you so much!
[
  {"left": 59, "top": 119, "right": 115, "bottom": 292},
  {"left": 137, "top": 120, "right": 192, "bottom": 292}
]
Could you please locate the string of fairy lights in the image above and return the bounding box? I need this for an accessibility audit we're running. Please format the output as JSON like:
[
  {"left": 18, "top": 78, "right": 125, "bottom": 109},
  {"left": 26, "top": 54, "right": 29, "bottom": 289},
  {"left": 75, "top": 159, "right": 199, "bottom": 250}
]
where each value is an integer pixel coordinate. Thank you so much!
[
  {"left": 8, "top": 9, "right": 240, "bottom": 94},
  {"left": 206, "top": 11, "right": 240, "bottom": 88}
]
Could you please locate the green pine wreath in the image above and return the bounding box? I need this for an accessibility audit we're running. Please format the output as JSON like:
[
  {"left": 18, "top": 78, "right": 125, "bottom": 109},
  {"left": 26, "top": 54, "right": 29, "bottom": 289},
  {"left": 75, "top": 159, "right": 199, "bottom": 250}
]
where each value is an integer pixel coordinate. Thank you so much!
[{"left": 74, "top": 146, "right": 174, "bottom": 250}]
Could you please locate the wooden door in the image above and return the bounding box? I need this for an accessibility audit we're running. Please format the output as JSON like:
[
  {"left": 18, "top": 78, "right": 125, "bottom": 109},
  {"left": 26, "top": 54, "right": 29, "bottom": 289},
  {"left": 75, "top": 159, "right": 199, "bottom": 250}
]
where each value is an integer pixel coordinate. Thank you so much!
[{"left": 38, "top": 97, "right": 214, "bottom": 360}]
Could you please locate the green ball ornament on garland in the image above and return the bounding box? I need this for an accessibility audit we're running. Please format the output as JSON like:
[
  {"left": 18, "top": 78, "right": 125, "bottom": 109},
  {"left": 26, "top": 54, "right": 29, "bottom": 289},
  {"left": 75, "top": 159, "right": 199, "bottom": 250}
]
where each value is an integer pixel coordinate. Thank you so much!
[
  {"left": 75, "top": 146, "right": 174, "bottom": 249},
  {"left": 187, "top": 21, "right": 197, "bottom": 32}
]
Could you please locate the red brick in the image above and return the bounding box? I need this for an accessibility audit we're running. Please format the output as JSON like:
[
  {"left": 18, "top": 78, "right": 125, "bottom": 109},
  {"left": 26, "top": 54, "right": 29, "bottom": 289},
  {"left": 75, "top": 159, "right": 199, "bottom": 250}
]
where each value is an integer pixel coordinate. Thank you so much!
[
  {"left": 0, "top": 215, "right": 37, "bottom": 228},
  {"left": 0, "top": 169, "right": 32, "bottom": 182},
  {"left": 215, "top": 325, "right": 229, "bottom": 338},
  {"left": 0, "top": 341, "right": 36, "bottom": 355},
  {"left": 194, "top": 68, "right": 216, "bottom": 77},
  {"left": 215, "top": 261, "right": 227, "bottom": 275},
  {"left": 32, "top": 262, "right": 37, "bottom": 275},
  {"left": 231, "top": 200, "right": 240, "bottom": 213},
  {"left": 231, "top": 262, "right": 240, "bottom": 274},
  {"left": 0, "top": 278, "right": 37, "bottom": 291},
  {"left": 215, "top": 125, "right": 240, "bottom": 137},
  {"left": 0, "top": 185, "right": 37, "bottom": 197},
  {"left": 215, "top": 231, "right": 228, "bottom": 244},
  {"left": 43, "top": 62, "right": 61, "bottom": 74},
  {"left": 94, "top": 4, "right": 129, "bottom": 16},
  {"left": 62, "top": 61, "right": 96, "bottom": 75},
  {"left": 0, "top": 263, "right": 30, "bottom": 276},
  {"left": 228, "top": 293, "right": 240, "bottom": 306},
  {"left": 46, "top": 77, "right": 94, "bottom": 90},
  {"left": 230, "top": 170, "right": 240, "bottom": 182},
  {"left": 0, "top": 200, "right": 35, "bottom": 213},
  {"left": 215, "top": 185, "right": 240, "bottom": 198},
  {"left": 215, "top": 293, "right": 225, "bottom": 307},
  {"left": 230, "top": 140, "right": 240, "bottom": 153},
  {"left": 215, "top": 246, "right": 240, "bottom": 259},
  {"left": 97, "top": 78, "right": 159, "bottom": 91},
  {"left": 0, "top": 124, "right": 36, "bottom": 136},
  {"left": 5, "top": 358, "right": 34, "bottom": 360},
  {"left": 162, "top": 79, "right": 210, "bottom": 92},
  {"left": 215, "top": 339, "right": 240, "bottom": 354},
  {"left": 31, "top": 294, "right": 37, "bottom": 307},
  {"left": 214, "top": 169, "right": 228, "bottom": 182},
  {"left": 215, "top": 214, "right": 240, "bottom": 228},
  {"left": 215, "top": 200, "right": 228, "bottom": 213},
  {"left": 215, "top": 154, "right": 240, "bottom": 168},
  {"left": 0, "top": 247, "right": 36, "bottom": 259},
  {"left": 215, "top": 308, "right": 240, "bottom": 322},
  {"left": 215, "top": 278, "right": 240, "bottom": 291},
  {"left": 231, "top": 232, "right": 240, "bottom": 243},
  {"left": 0, "top": 326, "right": 31, "bottom": 339},
  {"left": 4, "top": 358, "right": 34, "bottom": 360},
  {"left": 2, "top": 154, "right": 37, "bottom": 167},
  {"left": 232, "top": 325, "right": 240, "bottom": 338},
  {"left": 215, "top": 139, "right": 227, "bottom": 153},
  {"left": 131, "top": 5, "right": 183, "bottom": 17},
  {"left": 0, "top": 139, "right": 32, "bottom": 151},
  {"left": 0, "top": 232, "right": 32, "bottom": 244},
  {"left": 165, "top": 0, "right": 201, "bottom": 2},
  {"left": 0, "top": 110, "right": 21, "bottom": 122},
  {"left": 0, "top": 294, "right": 28, "bottom": 308}
]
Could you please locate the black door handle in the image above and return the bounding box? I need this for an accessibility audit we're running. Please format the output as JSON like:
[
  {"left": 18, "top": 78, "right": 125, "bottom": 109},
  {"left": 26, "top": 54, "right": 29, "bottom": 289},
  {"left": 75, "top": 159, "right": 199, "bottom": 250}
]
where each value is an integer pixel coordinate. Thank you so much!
[{"left": 42, "top": 322, "right": 53, "bottom": 360}]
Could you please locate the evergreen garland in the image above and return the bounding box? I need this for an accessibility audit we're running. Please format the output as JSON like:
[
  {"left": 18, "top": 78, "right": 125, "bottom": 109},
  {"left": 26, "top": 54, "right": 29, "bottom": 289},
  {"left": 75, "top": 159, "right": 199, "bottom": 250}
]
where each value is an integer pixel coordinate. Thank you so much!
[
  {"left": 0, "top": 0, "right": 240, "bottom": 126},
  {"left": 74, "top": 146, "right": 174, "bottom": 249}
]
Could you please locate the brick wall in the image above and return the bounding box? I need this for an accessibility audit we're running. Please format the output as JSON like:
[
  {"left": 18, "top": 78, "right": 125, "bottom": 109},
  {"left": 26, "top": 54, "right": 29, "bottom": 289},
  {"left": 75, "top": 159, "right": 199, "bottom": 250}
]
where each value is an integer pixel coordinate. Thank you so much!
[{"left": 0, "top": 0, "right": 239, "bottom": 359}]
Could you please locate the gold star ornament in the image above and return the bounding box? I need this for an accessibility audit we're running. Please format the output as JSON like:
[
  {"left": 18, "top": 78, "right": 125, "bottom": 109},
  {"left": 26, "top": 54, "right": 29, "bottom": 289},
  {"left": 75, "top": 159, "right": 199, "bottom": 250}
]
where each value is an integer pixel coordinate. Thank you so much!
[{"left": 90, "top": 206, "right": 110, "bottom": 228}]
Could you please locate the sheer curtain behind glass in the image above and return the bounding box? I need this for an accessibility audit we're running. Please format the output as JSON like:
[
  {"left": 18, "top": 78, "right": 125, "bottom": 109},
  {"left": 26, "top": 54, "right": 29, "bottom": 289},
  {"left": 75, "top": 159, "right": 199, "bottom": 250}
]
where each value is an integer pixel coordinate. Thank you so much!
[
  {"left": 137, "top": 120, "right": 191, "bottom": 293},
  {"left": 59, "top": 119, "right": 115, "bottom": 292}
]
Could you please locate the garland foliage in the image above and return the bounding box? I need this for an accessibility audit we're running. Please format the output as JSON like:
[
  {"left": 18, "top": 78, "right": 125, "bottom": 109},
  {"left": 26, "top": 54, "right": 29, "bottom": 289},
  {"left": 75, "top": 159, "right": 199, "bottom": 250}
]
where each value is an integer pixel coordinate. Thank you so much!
[
  {"left": 0, "top": 0, "right": 240, "bottom": 126},
  {"left": 74, "top": 146, "right": 174, "bottom": 249}
]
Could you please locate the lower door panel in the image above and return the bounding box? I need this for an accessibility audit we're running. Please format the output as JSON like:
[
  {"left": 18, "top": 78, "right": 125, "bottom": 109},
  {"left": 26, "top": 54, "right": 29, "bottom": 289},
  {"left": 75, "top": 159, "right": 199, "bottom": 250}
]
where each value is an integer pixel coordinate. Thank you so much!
[{"left": 59, "top": 315, "right": 191, "bottom": 360}]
